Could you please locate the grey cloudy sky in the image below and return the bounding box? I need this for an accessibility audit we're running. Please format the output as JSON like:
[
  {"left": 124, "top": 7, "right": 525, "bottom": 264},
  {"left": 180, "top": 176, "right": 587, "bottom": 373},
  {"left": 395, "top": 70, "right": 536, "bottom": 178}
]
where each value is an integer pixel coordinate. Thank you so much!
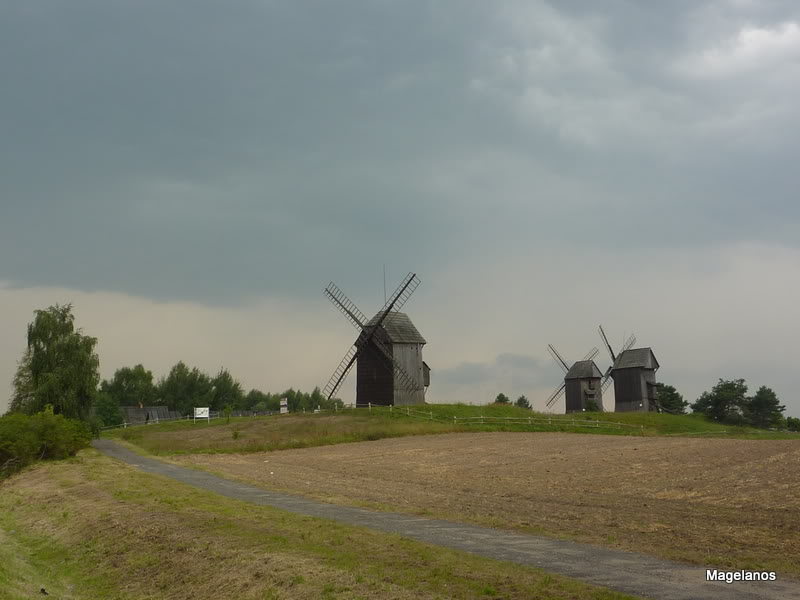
[{"left": 2, "top": 0, "right": 799, "bottom": 415}]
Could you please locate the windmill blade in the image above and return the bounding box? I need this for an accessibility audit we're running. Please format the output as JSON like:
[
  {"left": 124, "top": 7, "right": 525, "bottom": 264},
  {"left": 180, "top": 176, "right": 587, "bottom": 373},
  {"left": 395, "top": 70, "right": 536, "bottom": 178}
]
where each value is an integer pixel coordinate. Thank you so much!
[
  {"left": 323, "top": 343, "right": 362, "bottom": 400},
  {"left": 581, "top": 347, "right": 599, "bottom": 362},
  {"left": 598, "top": 325, "right": 616, "bottom": 362},
  {"left": 546, "top": 382, "right": 566, "bottom": 408},
  {"left": 325, "top": 282, "right": 368, "bottom": 330},
  {"left": 370, "top": 336, "right": 423, "bottom": 392},
  {"left": 621, "top": 333, "right": 637, "bottom": 353},
  {"left": 601, "top": 375, "right": 613, "bottom": 393},
  {"left": 374, "top": 272, "right": 420, "bottom": 322},
  {"left": 547, "top": 344, "right": 570, "bottom": 372}
]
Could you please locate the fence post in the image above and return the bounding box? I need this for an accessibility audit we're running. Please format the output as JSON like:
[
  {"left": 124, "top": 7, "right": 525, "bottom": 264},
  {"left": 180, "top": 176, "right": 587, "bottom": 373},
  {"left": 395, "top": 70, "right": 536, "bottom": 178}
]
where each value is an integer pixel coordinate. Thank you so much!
[
  {"left": 529, "top": 417, "right": 531, "bottom": 425},
  {"left": 369, "top": 402, "right": 372, "bottom": 412},
  {"left": 407, "top": 407, "right": 410, "bottom": 416},
  {"left": 430, "top": 411, "right": 433, "bottom": 421},
  {"left": 481, "top": 415, "right": 484, "bottom": 425},
  {"left": 454, "top": 416, "right": 457, "bottom": 425},
  {"left": 390, "top": 405, "right": 393, "bottom": 414}
]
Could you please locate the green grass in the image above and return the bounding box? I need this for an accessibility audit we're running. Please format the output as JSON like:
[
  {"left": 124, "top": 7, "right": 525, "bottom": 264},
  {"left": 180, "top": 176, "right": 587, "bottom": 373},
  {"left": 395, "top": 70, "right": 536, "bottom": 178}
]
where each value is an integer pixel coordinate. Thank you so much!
[
  {"left": 105, "top": 404, "right": 797, "bottom": 456},
  {"left": 0, "top": 451, "right": 638, "bottom": 600}
]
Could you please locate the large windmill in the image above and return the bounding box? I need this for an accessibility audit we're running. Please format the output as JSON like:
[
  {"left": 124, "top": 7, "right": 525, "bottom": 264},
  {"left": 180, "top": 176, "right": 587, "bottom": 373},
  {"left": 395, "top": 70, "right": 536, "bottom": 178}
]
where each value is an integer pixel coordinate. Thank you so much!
[
  {"left": 598, "top": 325, "right": 659, "bottom": 412},
  {"left": 545, "top": 344, "right": 604, "bottom": 413},
  {"left": 323, "top": 272, "right": 428, "bottom": 407}
]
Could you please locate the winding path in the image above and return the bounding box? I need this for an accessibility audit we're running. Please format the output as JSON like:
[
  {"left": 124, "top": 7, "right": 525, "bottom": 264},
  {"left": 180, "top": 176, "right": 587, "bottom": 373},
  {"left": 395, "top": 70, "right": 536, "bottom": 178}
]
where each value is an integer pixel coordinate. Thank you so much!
[{"left": 93, "top": 440, "right": 797, "bottom": 600}]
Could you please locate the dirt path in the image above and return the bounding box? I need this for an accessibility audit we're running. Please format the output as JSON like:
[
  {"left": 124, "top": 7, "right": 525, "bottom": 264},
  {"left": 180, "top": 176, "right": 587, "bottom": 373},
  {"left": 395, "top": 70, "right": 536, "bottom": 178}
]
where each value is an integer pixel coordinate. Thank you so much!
[{"left": 94, "top": 439, "right": 798, "bottom": 600}]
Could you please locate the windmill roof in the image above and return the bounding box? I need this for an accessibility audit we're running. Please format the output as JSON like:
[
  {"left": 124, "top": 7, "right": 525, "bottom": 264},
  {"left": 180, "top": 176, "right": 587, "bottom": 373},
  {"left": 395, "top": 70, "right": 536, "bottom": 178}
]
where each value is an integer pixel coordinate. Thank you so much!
[
  {"left": 565, "top": 360, "right": 603, "bottom": 380},
  {"left": 613, "top": 348, "right": 659, "bottom": 370},
  {"left": 366, "top": 311, "right": 426, "bottom": 344}
]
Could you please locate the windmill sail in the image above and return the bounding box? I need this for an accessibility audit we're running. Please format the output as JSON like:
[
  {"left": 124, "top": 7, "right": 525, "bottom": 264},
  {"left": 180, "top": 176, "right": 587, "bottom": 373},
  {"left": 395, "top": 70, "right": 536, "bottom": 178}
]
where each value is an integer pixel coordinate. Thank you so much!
[
  {"left": 547, "top": 344, "right": 570, "bottom": 372},
  {"left": 546, "top": 382, "right": 566, "bottom": 408},
  {"left": 325, "top": 282, "right": 367, "bottom": 329}
]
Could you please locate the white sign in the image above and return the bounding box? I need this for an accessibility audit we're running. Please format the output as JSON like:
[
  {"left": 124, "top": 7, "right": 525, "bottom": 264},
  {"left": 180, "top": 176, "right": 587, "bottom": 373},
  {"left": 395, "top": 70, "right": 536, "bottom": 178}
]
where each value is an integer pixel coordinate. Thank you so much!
[
  {"left": 280, "top": 398, "right": 288, "bottom": 414},
  {"left": 194, "top": 407, "right": 210, "bottom": 422}
]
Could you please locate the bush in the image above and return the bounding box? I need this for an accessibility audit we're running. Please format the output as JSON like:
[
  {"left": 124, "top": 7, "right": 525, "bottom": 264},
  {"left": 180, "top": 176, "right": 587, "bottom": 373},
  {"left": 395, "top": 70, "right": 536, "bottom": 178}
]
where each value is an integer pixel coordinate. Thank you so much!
[{"left": 0, "top": 411, "right": 91, "bottom": 479}]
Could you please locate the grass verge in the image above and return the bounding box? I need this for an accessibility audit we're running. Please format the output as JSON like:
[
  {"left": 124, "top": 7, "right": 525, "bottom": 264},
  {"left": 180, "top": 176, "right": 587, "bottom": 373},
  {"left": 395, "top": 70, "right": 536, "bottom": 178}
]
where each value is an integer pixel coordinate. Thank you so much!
[{"left": 0, "top": 451, "right": 637, "bottom": 600}]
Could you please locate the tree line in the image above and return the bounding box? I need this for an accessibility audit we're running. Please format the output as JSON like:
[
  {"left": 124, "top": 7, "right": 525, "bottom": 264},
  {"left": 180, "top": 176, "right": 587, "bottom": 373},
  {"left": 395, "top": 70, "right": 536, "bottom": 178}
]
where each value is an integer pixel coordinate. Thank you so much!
[
  {"left": 6, "top": 303, "right": 342, "bottom": 428},
  {"left": 95, "top": 361, "right": 343, "bottom": 426}
]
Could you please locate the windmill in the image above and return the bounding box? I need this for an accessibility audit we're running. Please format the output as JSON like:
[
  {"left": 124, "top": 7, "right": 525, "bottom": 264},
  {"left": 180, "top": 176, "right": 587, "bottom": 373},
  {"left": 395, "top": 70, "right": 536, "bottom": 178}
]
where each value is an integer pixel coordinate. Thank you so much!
[
  {"left": 323, "top": 272, "right": 428, "bottom": 407},
  {"left": 545, "top": 344, "right": 604, "bottom": 413},
  {"left": 598, "top": 325, "right": 659, "bottom": 412}
]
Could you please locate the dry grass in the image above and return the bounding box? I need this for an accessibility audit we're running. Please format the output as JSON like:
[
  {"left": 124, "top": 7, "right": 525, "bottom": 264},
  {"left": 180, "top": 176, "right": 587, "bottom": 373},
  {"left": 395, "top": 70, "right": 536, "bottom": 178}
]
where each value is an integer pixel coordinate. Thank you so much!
[
  {"left": 0, "top": 451, "right": 634, "bottom": 600},
  {"left": 170, "top": 432, "right": 800, "bottom": 577}
]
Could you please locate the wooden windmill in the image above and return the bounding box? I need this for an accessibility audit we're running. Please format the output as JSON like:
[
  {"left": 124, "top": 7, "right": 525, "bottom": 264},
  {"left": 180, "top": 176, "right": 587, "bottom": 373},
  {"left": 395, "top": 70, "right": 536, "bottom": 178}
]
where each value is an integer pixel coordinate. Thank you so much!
[
  {"left": 323, "top": 272, "right": 428, "bottom": 407},
  {"left": 598, "top": 325, "right": 659, "bottom": 412},
  {"left": 546, "top": 344, "right": 604, "bottom": 413}
]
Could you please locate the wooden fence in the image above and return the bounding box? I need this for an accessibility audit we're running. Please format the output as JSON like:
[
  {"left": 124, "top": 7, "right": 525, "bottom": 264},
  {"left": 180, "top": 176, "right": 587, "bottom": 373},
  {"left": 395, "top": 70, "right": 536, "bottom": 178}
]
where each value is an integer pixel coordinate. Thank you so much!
[{"left": 101, "top": 403, "right": 642, "bottom": 433}]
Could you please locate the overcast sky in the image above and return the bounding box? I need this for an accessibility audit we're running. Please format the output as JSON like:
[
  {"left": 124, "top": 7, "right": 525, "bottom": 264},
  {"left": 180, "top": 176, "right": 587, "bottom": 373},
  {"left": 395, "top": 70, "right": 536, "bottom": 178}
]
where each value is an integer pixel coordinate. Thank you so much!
[{"left": 2, "top": 0, "right": 799, "bottom": 416}]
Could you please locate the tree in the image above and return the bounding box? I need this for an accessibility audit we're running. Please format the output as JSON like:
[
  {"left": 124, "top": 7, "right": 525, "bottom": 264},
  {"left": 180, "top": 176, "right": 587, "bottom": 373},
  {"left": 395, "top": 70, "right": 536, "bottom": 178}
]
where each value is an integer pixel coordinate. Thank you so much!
[
  {"left": 8, "top": 349, "right": 34, "bottom": 414},
  {"left": 244, "top": 389, "right": 271, "bottom": 411},
  {"left": 691, "top": 379, "right": 748, "bottom": 425},
  {"left": 209, "top": 368, "right": 245, "bottom": 412},
  {"left": 94, "top": 391, "right": 123, "bottom": 427},
  {"left": 515, "top": 395, "right": 530, "bottom": 409},
  {"left": 787, "top": 417, "right": 800, "bottom": 432},
  {"left": 655, "top": 383, "right": 688, "bottom": 414},
  {"left": 14, "top": 304, "right": 99, "bottom": 421},
  {"left": 744, "top": 386, "right": 785, "bottom": 429},
  {"left": 156, "top": 362, "right": 212, "bottom": 415},
  {"left": 495, "top": 393, "right": 510, "bottom": 404},
  {"left": 100, "top": 364, "right": 157, "bottom": 408}
]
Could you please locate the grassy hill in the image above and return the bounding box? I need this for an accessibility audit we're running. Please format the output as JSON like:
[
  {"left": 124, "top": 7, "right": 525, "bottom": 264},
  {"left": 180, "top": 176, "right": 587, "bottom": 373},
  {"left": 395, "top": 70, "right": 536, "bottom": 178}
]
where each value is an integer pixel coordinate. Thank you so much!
[{"left": 105, "top": 404, "right": 796, "bottom": 455}]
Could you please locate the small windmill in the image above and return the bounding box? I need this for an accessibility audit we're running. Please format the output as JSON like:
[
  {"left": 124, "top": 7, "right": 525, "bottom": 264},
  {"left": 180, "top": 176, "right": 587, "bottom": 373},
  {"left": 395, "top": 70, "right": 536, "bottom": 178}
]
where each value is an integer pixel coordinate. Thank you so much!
[
  {"left": 598, "top": 325, "right": 659, "bottom": 412},
  {"left": 545, "top": 344, "right": 604, "bottom": 413},
  {"left": 323, "top": 272, "right": 428, "bottom": 407}
]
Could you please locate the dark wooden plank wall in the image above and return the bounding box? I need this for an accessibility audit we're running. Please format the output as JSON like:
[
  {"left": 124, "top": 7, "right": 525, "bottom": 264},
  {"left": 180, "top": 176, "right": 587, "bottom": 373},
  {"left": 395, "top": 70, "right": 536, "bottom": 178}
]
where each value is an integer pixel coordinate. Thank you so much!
[
  {"left": 356, "top": 340, "right": 394, "bottom": 406},
  {"left": 613, "top": 368, "right": 648, "bottom": 412}
]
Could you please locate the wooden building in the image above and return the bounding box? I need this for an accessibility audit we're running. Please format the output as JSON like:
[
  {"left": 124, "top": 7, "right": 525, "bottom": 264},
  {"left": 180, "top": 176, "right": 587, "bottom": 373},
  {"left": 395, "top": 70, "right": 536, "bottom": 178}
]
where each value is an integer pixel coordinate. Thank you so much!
[
  {"left": 119, "top": 405, "right": 181, "bottom": 424},
  {"left": 564, "top": 360, "right": 604, "bottom": 413},
  {"left": 610, "top": 348, "right": 659, "bottom": 412},
  {"left": 356, "top": 311, "right": 427, "bottom": 407}
]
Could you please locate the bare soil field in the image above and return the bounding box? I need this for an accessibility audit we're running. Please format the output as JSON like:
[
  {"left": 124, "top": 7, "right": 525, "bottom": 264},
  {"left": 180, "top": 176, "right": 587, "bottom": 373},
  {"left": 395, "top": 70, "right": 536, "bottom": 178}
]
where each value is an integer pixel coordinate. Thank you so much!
[{"left": 171, "top": 432, "right": 800, "bottom": 576}]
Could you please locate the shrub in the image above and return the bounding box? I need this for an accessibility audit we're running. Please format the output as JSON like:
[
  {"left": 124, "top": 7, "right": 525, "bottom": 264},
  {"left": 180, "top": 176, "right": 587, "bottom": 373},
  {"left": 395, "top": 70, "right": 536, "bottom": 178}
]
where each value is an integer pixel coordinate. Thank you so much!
[{"left": 0, "top": 411, "right": 91, "bottom": 479}]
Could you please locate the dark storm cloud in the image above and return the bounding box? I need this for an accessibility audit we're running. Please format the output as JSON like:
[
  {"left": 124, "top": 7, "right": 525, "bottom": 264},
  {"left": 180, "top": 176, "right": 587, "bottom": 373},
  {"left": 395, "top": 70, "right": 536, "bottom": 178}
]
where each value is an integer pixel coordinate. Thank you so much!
[{"left": 1, "top": 1, "right": 799, "bottom": 303}]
